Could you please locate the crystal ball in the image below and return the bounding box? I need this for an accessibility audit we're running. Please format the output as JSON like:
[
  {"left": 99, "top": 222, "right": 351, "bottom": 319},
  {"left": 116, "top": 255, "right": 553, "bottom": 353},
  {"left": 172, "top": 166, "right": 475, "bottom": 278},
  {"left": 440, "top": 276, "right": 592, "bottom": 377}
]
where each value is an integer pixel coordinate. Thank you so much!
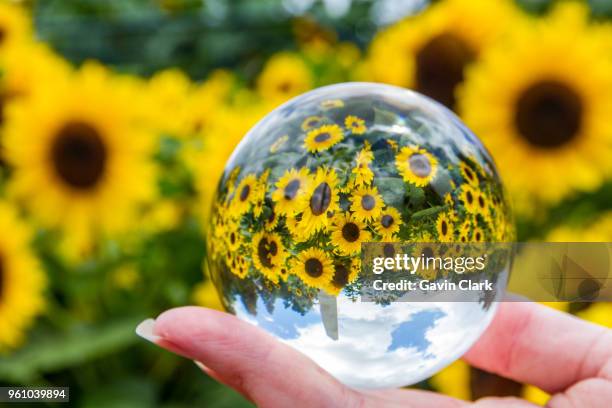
[{"left": 207, "top": 83, "right": 514, "bottom": 389}]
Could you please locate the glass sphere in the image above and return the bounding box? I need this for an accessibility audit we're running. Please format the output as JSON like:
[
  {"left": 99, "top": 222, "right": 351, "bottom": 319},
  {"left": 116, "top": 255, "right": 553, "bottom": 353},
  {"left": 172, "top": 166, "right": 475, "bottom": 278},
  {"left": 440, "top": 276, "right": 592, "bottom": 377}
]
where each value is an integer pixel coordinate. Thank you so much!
[{"left": 207, "top": 83, "right": 514, "bottom": 389}]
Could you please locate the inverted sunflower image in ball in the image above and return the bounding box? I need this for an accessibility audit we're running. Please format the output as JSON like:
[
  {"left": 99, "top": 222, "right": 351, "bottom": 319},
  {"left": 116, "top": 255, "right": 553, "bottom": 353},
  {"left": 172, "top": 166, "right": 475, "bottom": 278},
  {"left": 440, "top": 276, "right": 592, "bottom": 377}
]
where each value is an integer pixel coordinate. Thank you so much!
[{"left": 207, "top": 83, "right": 514, "bottom": 388}]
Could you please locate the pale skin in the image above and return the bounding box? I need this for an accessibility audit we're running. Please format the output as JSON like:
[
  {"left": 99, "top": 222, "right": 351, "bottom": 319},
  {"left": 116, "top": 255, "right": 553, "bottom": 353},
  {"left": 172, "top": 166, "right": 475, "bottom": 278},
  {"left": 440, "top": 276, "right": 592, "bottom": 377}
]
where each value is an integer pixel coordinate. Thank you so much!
[{"left": 138, "top": 302, "right": 612, "bottom": 407}]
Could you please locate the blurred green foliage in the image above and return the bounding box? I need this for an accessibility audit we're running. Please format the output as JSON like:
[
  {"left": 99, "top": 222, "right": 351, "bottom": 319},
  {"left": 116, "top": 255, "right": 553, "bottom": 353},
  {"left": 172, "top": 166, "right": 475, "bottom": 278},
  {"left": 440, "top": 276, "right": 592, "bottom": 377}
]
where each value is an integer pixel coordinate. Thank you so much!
[{"left": 34, "top": 0, "right": 377, "bottom": 79}]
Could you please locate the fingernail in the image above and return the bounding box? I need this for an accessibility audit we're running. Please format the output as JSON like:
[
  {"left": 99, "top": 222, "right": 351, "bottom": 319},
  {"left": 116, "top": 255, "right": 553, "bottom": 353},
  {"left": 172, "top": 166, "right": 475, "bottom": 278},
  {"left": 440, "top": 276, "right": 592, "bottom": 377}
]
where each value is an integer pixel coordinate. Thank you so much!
[
  {"left": 135, "top": 318, "right": 162, "bottom": 343},
  {"left": 193, "top": 361, "right": 207, "bottom": 371}
]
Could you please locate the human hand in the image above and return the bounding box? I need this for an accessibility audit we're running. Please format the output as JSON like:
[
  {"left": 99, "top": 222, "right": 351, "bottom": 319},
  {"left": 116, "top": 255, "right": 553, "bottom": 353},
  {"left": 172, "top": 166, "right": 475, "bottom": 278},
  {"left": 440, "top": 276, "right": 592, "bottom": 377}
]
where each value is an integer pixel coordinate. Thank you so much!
[{"left": 136, "top": 302, "right": 612, "bottom": 407}]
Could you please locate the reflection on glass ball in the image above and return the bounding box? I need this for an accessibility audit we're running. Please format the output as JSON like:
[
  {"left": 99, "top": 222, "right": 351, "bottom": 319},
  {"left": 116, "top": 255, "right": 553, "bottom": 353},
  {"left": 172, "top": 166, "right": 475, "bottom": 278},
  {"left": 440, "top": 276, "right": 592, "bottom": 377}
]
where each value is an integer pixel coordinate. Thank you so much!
[{"left": 207, "top": 83, "right": 514, "bottom": 389}]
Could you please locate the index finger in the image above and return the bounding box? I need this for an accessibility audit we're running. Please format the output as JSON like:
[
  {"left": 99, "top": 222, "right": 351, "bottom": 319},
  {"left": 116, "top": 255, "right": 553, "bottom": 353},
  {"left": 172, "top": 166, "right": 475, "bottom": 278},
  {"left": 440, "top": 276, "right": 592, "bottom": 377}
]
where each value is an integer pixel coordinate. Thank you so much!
[
  {"left": 140, "top": 306, "right": 466, "bottom": 408},
  {"left": 463, "top": 302, "right": 612, "bottom": 393}
]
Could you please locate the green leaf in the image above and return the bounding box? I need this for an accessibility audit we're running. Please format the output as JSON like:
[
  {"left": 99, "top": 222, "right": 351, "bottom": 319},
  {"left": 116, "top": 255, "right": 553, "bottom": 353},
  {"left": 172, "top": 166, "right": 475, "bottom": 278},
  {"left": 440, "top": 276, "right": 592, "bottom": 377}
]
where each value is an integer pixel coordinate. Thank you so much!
[
  {"left": 374, "top": 177, "right": 405, "bottom": 208},
  {"left": 82, "top": 377, "right": 156, "bottom": 408},
  {"left": 0, "top": 318, "right": 142, "bottom": 383},
  {"left": 411, "top": 205, "right": 445, "bottom": 220},
  {"left": 404, "top": 183, "right": 425, "bottom": 208}
]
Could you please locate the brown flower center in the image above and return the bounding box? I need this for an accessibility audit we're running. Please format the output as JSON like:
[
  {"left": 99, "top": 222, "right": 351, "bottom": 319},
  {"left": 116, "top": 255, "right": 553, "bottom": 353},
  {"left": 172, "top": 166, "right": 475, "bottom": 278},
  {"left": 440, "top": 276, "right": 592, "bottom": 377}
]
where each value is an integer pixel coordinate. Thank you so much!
[
  {"left": 415, "top": 32, "right": 475, "bottom": 109},
  {"left": 0, "top": 255, "right": 4, "bottom": 301},
  {"left": 277, "top": 81, "right": 292, "bottom": 93},
  {"left": 409, "top": 154, "right": 432, "bottom": 178},
  {"left": 441, "top": 220, "right": 448, "bottom": 236},
  {"left": 421, "top": 246, "right": 435, "bottom": 258},
  {"left": 310, "top": 182, "right": 332, "bottom": 215},
  {"left": 314, "top": 132, "right": 331, "bottom": 143},
  {"left": 464, "top": 166, "right": 475, "bottom": 182},
  {"left": 0, "top": 94, "right": 7, "bottom": 127},
  {"left": 268, "top": 241, "right": 278, "bottom": 256},
  {"left": 361, "top": 195, "right": 376, "bottom": 211},
  {"left": 284, "top": 179, "right": 301, "bottom": 200},
  {"left": 466, "top": 190, "right": 473, "bottom": 204},
  {"left": 239, "top": 185, "right": 250, "bottom": 201},
  {"left": 383, "top": 243, "right": 396, "bottom": 257},
  {"left": 381, "top": 215, "right": 394, "bottom": 228},
  {"left": 341, "top": 222, "right": 360, "bottom": 242},
  {"left": 332, "top": 263, "right": 350, "bottom": 288},
  {"left": 478, "top": 195, "right": 485, "bottom": 209},
  {"left": 51, "top": 121, "right": 107, "bottom": 190},
  {"left": 267, "top": 209, "right": 276, "bottom": 224},
  {"left": 257, "top": 237, "right": 275, "bottom": 268},
  {"left": 515, "top": 80, "right": 582, "bottom": 149},
  {"left": 305, "top": 258, "right": 323, "bottom": 278}
]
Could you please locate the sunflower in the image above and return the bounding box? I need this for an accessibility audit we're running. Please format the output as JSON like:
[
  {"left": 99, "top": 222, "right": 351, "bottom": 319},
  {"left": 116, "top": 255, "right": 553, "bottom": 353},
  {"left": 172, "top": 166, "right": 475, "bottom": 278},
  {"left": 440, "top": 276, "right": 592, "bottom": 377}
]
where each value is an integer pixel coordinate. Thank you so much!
[
  {"left": 447, "top": 209, "right": 459, "bottom": 223},
  {"left": 352, "top": 142, "right": 374, "bottom": 187},
  {"left": 459, "top": 161, "right": 479, "bottom": 186},
  {"left": 327, "top": 258, "right": 360, "bottom": 296},
  {"left": 272, "top": 168, "right": 311, "bottom": 216},
  {"left": 277, "top": 265, "right": 292, "bottom": 282},
  {"left": 285, "top": 214, "right": 311, "bottom": 243},
  {"left": 193, "top": 102, "right": 269, "bottom": 220},
  {"left": 251, "top": 231, "right": 287, "bottom": 283},
  {"left": 458, "top": 219, "right": 472, "bottom": 243},
  {"left": 230, "top": 174, "right": 258, "bottom": 217},
  {"left": 459, "top": 1, "right": 612, "bottom": 209},
  {"left": 304, "top": 124, "right": 344, "bottom": 153},
  {"left": 301, "top": 115, "right": 324, "bottom": 131},
  {"left": 0, "top": 43, "right": 70, "bottom": 130},
  {"left": 300, "top": 168, "right": 340, "bottom": 237},
  {"left": 436, "top": 212, "right": 454, "bottom": 242},
  {"left": 224, "top": 166, "right": 241, "bottom": 196},
  {"left": 474, "top": 190, "right": 492, "bottom": 224},
  {"left": 330, "top": 213, "right": 371, "bottom": 255},
  {"left": 375, "top": 207, "right": 402, "bottom": 241},
  {"left": 257, "top": 52, "right": 312, "bottom": 102},
  {"left": 3, "top": 64, "right": 154, "bottom": 253},
  {"left": 0, "top": 3, "right": 31, "bottom": 53},
  {"left": 144, "top": 68, "right": 194, "bottom": 137},
  {"left": 264, "top": 206, "right": 279, "bottom": 230},
  {"left": 459, "top": 184, "right": 478, "bottom": 214},
  {"left": 0, "top": 203, "right": 46, "bottom": 351},
  {"left": 493, "top": 214, "right": 511, "bottom": 242},
  {"left": 395, "top": 146, "right": 438, "bottom": 187},
  {"left": 411, "top": 242, "right": 439, "bottom": 281},
  {"left": 367, "top": 0, "right": 517, "bottom": 109},
  {"left": 472, "top": 226, "right": 485, "bottom": 243},
  {"left": 292, "top": 248, "right": 334, "bottom": 291},
  {"left": 210, "top": 209, "right": 228, "bottom": 241},
  {"left": 253, "top": 200, "right": 264, "bottom": 218},
  {"left": 350, "top": 186, "right": 384, "bottom": 222},
  {"left": 224, "top": 222, "right": 242, "bottom": 252},
  {"left": 187, "top": 69, "right": 233, "bottom": 134},
  {"left": 443, "top": 191, "right": 454, "bottom": 206},
  {"left": 344, "top": 115, "right": 367, "bottom": 135},
  {"left": 252, "top": 170, "right": 270, "bottom": 218},
  {"left": 228, "top": 253, "right": 249, "bottom": 279}
]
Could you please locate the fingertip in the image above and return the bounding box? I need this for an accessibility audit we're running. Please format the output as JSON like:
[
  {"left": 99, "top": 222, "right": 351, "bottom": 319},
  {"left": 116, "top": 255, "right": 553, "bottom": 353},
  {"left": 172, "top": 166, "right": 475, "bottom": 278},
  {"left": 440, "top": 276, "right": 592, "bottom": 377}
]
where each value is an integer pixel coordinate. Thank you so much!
[{"left": 135, "top": 318, "right": 161, "bottom": 343}]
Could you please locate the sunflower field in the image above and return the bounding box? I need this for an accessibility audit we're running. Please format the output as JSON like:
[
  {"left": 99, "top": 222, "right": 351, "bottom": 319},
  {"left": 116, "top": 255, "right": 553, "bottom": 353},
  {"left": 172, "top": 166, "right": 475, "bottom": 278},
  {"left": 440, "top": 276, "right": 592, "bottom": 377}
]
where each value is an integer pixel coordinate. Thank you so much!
[{"left": 0, "top": 0, "right": 611, "bottom": 406}]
